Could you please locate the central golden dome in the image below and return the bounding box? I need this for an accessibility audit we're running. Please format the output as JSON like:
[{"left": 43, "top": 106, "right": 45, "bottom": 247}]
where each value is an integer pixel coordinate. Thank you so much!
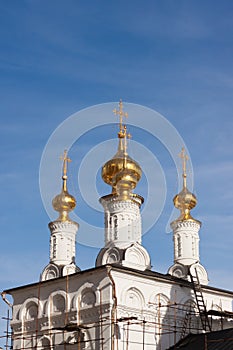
[
  {"left": 102, "top": 139, "right": 142, "bottom": 191},
  {"left": 102, "top": 100, "right": 142, "bottom": 195}
]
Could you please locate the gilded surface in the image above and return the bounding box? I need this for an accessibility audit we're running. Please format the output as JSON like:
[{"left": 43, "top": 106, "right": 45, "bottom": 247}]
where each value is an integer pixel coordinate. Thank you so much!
[
  {"left": 52, "top": 150, "right": 76, "bottom": 221},
  {"left": 173, "top": 147, "right": 199, "bottom": 222},
  {"left": 102, "top": 100, "right": 142, "bottom": 200}
]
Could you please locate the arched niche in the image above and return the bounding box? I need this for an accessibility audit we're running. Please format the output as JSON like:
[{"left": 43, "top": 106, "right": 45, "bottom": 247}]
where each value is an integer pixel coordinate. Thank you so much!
[
  {"left": 149, "top": 293, "right": 170, "bottom": 316},
  {"left": 122, "top": 287, "right": 145, "bottom": 309},
  {"left": 45, "top": 290, "right": 69, "bottom": 316},
  {"left": 37, "top": 336, "right": 51, "bottom": 349},
  {"left": 19, "top": 297, "right": 40, "bottom": 320},
  {"left": 72, "top": 282, "right": 99, "bottom": 310}
]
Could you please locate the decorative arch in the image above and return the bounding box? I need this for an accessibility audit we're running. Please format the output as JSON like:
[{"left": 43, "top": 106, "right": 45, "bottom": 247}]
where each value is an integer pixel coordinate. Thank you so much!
[
  {"left": 37, "top": 336, "right": 51, "bottom": 349},
  {"left": 189, "top": 263, "right": 209, "bottom": 285},
  {"left": 150, "top": 293, "right": 170, "bottom": 306},
  {"left": 66, "top": 331, "right": 85, "bottom": 347},
  {"left": 52, "top": 294, "right": 66, "bottom": 313},
  {"left": 45, "top": 290, "right": 69, "bottom": 316},
  {"left": 124, "top": 242, "right": 151, "bottom": 270},
  {"left": 122, "top": 287, "right": 145, "bottom": 309},
  {"left": 26, "top": 302, "right": 38, "bottom": 320},
  {"left": 81, "top": 288, "right": 96, "bottom": 308},
  {"left": 106, "top": 247, "right": 121, "bottom": 264},
  {"left": 72, "top": 282, "right": 99, "bottom": 310},
  {"left": 210, "top": 303, "right": 223, "bottom": 320},
  {"left": 212, "top": 303, "right": 222, "bottom": 311},
  {"left": 41, "top": 263, "right": 59, "bottom": 281},
  {"left": 19, "top": 297, "right": 40, "bottom": 320},
  {"left": 149, "top": 293, "right": 170, "bottom": 316}
]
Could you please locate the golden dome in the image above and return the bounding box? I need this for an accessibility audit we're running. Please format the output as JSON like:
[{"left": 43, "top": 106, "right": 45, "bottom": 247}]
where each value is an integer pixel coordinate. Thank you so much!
[
  {"left": 52, "top": 150, "right": 76, "bottom": 222},
  {"left": 102, "top": 100, "right": 142, "bottom": 197},
  {"left": 102, "top": 140, "right": 142, "bottom": 192},
  {"left": 102, "top": 124, "right": 142, "bottom": 194},
  {"left": 173, "top": 147, "right": 199, "bottom": 222},
  {"left": 52, "top": 187, "right": 76, "bottom": 221},
  {"left": 173, "top": 187, "right": 197, "bottom": 221}
]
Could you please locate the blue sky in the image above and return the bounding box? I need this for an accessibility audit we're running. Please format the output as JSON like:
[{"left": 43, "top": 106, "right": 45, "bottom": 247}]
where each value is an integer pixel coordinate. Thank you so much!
[{"left": 0, "top": 0, "right": 233, "bottom": 342}]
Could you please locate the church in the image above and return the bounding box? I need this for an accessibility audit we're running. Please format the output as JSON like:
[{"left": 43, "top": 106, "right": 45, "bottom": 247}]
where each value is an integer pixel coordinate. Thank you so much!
[{"left": 2, "top": 101, "right": 233, "bottom": 349}]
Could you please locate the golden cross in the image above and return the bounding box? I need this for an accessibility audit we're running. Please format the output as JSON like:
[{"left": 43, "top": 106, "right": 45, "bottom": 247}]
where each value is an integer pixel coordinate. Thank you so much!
[
  {"left": 60, "top": 149, "right": 71, "bottom": 179},
  {"left": 179, "top": 147, "right": 188, "bottom": 187},
  {"left": 113, "top": 99, "right": 128, "bottom": 136}
]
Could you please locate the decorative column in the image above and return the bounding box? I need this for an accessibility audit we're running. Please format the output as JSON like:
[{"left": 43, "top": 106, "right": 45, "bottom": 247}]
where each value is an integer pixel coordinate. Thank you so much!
[
  {"left": 41, "top": 150, "right": 80, "bottom": 281},
  {"left": 96, "top": 101, "right": 151, "bottom": 271},
  {"left": 168, "top": 148, "right": 208, "bottom": 285}
]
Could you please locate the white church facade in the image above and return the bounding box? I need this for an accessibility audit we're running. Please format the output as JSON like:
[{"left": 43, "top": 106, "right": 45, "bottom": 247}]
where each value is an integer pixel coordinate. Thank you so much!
[{"left": 2, "top": 101, "right": 233, "bottom": 349}]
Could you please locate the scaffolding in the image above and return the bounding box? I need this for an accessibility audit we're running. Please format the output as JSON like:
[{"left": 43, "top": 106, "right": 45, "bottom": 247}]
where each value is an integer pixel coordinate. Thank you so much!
[
  {"left": 0, "top": 303, "right": 232, "bottom": 349},
  {"left": 1, "top": 272, "right": 233, "bottom": 350},
  {"left": 0, "top": 309, "right": 12, "bottom": 350}
]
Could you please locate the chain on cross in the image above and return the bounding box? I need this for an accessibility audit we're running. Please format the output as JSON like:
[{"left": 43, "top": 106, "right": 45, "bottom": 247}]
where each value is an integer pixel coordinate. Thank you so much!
[{"left": 122, "top": 125, "right": 132, "bottom": 154}]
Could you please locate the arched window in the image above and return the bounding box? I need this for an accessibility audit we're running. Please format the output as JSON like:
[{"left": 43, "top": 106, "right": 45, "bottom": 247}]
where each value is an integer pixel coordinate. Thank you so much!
[
  {"left": 66, "top": 331, "right": 85, "bottom": 349},
  {"left": 81, "top": 289, "right": 96, "bottom": 308},
  {"left": 25, "top": 302, "right": 38, "bottom": 320},
  {"left": 177, "top": 235, "right": 182, "bottom": 257},
  {"left": 52, "top": 236, "right": 57, "bottom": 259},
  {"left": 113, "top": 215, "right": 118, "bottom": 228},
  {"left": 38, "top": 337, "right": 51, "bottom": 350},
  {"left": 53, "top": 294, "right": 66, "bottom": 313}
]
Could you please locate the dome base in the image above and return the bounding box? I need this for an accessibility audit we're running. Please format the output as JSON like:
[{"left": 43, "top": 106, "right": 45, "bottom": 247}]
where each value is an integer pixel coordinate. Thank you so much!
[
  {"left": 41, "top": 262, "right": 80, "bottom": 281},
  {"left": 168, "top": 262, "right": 209, "bottom": 285},
  {"left": 96, "top": 242, "right": 151, "bottom": 271}
]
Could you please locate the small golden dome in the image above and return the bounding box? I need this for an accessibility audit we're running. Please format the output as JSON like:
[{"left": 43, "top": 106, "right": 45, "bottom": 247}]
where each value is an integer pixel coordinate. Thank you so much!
[
  {"left": 173, "top": 147, "right": 200, "bottom": 222},
  {"left": 173, "top": 187, "right": 197, "bottom": 221},
  {"left": 52, "top": 188, "right": 76, "bottom": 220},
  {"left": 52, "top": 150, "right": 76, "bottom": 222}
]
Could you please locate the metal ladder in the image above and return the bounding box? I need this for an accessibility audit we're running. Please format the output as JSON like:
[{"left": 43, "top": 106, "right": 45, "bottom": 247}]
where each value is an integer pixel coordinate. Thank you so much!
[{"left": 189, "top": 268, "right": 211, "bottom": 332}]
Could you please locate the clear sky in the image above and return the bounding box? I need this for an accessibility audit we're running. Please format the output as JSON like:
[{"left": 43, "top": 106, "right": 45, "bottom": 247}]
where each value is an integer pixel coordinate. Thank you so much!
[{"left": 0, "top": 0, "right": 233, "bottom": 343}]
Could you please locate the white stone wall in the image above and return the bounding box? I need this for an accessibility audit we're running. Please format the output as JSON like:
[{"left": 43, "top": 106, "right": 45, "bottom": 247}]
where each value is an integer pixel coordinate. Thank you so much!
[
  {"left": 101, "top": 196, "right": 142, "bottom": 247},
  {"left": 9, "top": 267, "right": 233, "bottom": 350},
  {"left": 111, "top": 268, "right": 233, "bottom": 350},
  {"left": 10, "top": 268, "right": 112, "bottom": 350}
]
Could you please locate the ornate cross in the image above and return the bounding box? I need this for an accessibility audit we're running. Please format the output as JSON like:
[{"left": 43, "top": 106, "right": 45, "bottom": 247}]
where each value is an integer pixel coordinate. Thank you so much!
[
  {"left": 179, "top": 147, "right": 188, "bottom": 187},
  {"left": 113, "top": 99, "right": 128, "bottom": 136},
  {"left": 60, "top": 149, "right": 71, "bottom": 179}
]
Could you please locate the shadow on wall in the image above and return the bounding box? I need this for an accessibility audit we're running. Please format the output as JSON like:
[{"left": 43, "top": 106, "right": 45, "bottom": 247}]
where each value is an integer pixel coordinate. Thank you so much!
[{"left": 156, "top": 284, "right": 199, "bottom": 350}]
